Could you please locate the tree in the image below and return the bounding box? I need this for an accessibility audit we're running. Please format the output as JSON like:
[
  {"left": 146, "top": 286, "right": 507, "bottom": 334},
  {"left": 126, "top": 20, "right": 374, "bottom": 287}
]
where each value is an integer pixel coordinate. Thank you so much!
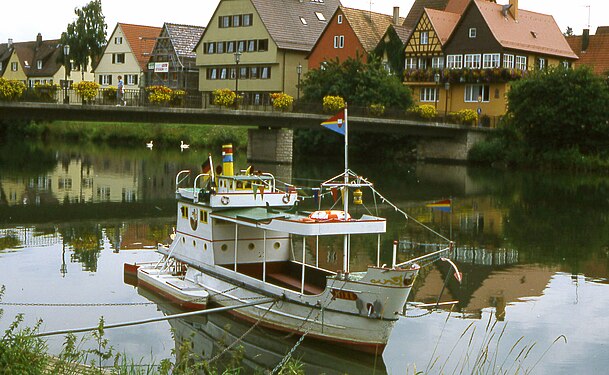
[
  {"left": 506, "top": 66, "right": 609, "bottom": 155},
  {"left": 301, "top": 54, "right": 413, "bottom": 110},
  {"left": 61, "top": 0, "right": 107, "bottom": 79}
]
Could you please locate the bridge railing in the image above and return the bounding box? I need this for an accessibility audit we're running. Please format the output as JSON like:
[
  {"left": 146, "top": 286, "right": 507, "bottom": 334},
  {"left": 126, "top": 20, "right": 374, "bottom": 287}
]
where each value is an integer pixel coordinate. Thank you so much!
[{"left": 23, "top": 87, "right": 502, "bottom": 128}]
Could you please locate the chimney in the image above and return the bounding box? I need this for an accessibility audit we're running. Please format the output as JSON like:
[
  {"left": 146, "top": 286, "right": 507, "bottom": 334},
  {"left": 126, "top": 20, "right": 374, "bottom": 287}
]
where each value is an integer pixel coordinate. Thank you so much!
[
  {"left": 582, "top": 28, "right": 590, "bottom": 52},
  {"left": 8, "top": 38, "right": 13, "bottom": 49},
  {"left": 36, "top": 33, "right": 42, "bottom": 47},
  {"left": 393, "top": 6, "right": 400, "bottom": 25},
  {"left": 509, "top": 0, "right": 518, "bottom": 20}
]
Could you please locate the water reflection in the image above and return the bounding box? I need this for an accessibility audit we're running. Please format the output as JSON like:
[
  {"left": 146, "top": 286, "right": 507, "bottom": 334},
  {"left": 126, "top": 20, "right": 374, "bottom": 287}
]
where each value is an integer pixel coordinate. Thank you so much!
[{"left": 1, "top": 140, "right": 609, "bottom": 373}]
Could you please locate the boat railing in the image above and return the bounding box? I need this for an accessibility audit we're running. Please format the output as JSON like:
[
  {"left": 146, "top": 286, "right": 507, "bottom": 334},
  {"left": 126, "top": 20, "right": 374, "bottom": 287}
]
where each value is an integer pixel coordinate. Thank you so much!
[
  {"left": 395, "top": 242, "right": 454, "bottom": 269},
  {"left": 175, "top": 170, "right": 191, "bottom": 191},
  {"left": 192, "top": 173, "right": 212, "bottom": 203}
]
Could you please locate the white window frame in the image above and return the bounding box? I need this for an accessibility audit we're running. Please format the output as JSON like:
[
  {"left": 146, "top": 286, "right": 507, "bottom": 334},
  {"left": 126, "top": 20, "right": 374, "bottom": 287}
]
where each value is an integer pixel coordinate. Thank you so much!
[
  {"left": 464, "top": 84, "right": 490, "bottom": 103},
  {"left": 315, "top": 12, "right": 326, "bottom": 21},
  {"left": 482, "top": 53, "right": 500, "bottom": 68},
  {"left": 420, "top": 87, "right": 438, "bottom": 102},
  {"left": 537, "top": 57, "right": 546, "bottom": 70},
  {"left": 334, "top": 35, "right": 344, "bottom": 48},
  {"left": 100, "top": 74, "right": 111, "bottom": 85},
  {"left": 114, "top": 36, "right": 123, "bottom": 44},
  {"left": 337, "top": 15, "right": 343, "bottom": 24},
  {"left": 300, "top": 17, "right": 308, "bottom": 25},
  {"left": 405, "top": 57, "right": 417, "bottom": 70},
  {"left": 418, "top": 57, "right": 427, "bottom": 69},
  {"left": 464, "top": 54, "right": 481, "bottom": 69},
  {"left": 562, "top": 60, "right": 571, "bottom": 69},
  {"left": 11, "top": 62, "right": 18, "bottom": 71},
  {"left": 113, "top": 53, "right": 125, "bottom": 64},
  {"left": 515, "top": 55, "right": 527, "bottom": 70},
  {"left": 503, "top": 54, "right": 514, "bottom": 69},
  {"left": 431, "top": 56, "right": 444, "bottom": 69},
  {"left": 420, "top": 31, "right": 429, "bottom": 45},
  {"left": 126, "top": 74, "right": 138, "bottom": 85},
  {"left": 446, "top": 55, "right": 462, "bottom": 69},
  {"left": 469, "top": 28, "right": 477, "bottom": 38},
  {"left": 37, "top": 60, "right": 43, "bottom": 69}
]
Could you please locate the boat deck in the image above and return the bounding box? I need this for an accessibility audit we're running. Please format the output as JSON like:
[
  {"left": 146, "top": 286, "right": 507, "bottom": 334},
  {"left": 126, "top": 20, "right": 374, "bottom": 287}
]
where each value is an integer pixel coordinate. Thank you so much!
[{"left": 220, "top": 261, "right": 333, "bottom": 295}]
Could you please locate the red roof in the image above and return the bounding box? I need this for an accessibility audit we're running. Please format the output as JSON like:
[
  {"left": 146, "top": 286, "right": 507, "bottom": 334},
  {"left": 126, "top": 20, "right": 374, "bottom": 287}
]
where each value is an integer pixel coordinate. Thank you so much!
[
  {"left": 119, "top": 23, "right": 162, "bottom": 70},
  {"left": 567, "top": 30, "right": 609, "bottom": 75}
]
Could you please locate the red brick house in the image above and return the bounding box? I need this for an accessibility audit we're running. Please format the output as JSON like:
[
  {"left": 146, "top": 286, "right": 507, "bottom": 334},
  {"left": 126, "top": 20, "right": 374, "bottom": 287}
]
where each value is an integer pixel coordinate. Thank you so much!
[{"left": 566, "top": 27, "right": 609, "bottom": 76}]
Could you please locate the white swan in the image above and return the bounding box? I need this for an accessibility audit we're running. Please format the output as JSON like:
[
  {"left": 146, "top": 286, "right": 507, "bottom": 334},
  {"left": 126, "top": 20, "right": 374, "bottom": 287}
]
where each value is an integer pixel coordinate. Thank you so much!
[
  {"left": 180, "top": 141, "right": 190, "bottom": 151},
  {"left": 146, "top": 140, "right": 153, "bottom": 149}
]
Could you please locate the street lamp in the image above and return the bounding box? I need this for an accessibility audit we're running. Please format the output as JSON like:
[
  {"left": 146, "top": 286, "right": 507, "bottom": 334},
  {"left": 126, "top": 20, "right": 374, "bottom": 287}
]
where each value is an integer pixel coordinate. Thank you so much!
[
  {"left": 444, "top": 81, "right": 450, "bottom": 121},
  {"left": 296, "top": 63, "right": 302, "bottom": 105},
  {"left": 63, "top": 44, "right": 70, "bottom": 104},
  {"left": 434, "top": 73, "right": 440, "bottom": 110},
  {"left": 234, "top": 51, "right": 241, "bottom": 94}
]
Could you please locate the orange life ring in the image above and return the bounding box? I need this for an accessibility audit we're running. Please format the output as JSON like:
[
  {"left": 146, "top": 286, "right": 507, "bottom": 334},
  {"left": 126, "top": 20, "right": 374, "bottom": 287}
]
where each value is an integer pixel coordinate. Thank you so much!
[{"left": 308, "top": 210, "right": 351, "bottom": 221}]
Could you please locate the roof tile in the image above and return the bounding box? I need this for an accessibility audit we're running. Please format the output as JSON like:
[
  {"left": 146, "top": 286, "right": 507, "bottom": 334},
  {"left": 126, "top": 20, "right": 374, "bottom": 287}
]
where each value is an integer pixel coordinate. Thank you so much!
[
  {"left": 119, "top": 23, "right": 162, "bottom": 70},
  {"left": 341, "top": 6, "right": 405, "bottom": 52}
]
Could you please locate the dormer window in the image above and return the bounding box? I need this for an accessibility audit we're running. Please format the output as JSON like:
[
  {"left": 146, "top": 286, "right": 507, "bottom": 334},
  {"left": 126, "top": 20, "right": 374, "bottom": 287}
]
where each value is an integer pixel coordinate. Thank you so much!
[
  {"left": 315, "top": 12, "right": 326, "bottom": 21},
  {"left": 37, "top": 60, "right": 43, "bottom": 69},
  {"left": 469, "top": 28, "right": 477, "bottom": 38},
  {"left": 24, "top": 60, "right": 30, "bottom": 68}
]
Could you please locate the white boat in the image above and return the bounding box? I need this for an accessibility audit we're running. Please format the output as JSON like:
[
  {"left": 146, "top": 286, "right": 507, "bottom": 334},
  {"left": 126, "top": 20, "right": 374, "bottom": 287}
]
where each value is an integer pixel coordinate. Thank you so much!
[{"left": 145, "top": 134, "right": 454, "bottom": 352}]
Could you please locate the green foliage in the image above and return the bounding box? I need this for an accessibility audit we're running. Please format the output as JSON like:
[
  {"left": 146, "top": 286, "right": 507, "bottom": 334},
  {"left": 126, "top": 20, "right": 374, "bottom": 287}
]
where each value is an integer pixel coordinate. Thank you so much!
[
  {"left": 73, "top": 81, "right": 100, "bottom": 101},
  {"left": 270, "top": 92, "right": 294, "bottom": 111},
  {"left": 61, "top": 0, "right": 107, "bottom": 79},
  {"left": 212, "top": 88, "right": 237, "bottom": 108},
  {"left": 451, "top": 109, "right": 478, "bottom": 125},
  {"left": 369, "top": 103, "right": 385, "bottom": 117},
  {"left": 103, "top": 86, "right": 117, "bottom": 101},
  {"left": 373, "top": 27, "right": 405, "bottom": 77},
  {"left": 171, "top": 89, "right": 186, "bottom": 107},
  {"left": 0, "top": 78, "right": 26, "bottom": 101},
  {"left": 507, "top": 66, "right": 609, "bottom": 155},
  {"left": 33, "top": 82, "right": 60, "bottom": 102},
  {"left": 301, "top": 55, "right": 413, "bottom": 109},
  {"left": 322, "top": 95, "right": 345, "bottom": 113},
  {"left": 0, "top": 313, "right": 49, "bottom": 374}
]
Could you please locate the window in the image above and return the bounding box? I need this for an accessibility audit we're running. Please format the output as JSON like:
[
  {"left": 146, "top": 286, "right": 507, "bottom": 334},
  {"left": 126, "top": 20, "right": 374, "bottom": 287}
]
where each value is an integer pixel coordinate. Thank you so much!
[
  {"left": 515, "top": 55, "right": 527, "bottom": 70},
  {"left": 0, "top": 62, "right": 3, "bottom": 71},
  {"left": 247, "top": 40, "right": 256, "bottom": 52},
  {"left": 337, "top": 15, "right": 343, "bottom": 24},
  {"left": 243, "top": 14, "right": 252, "bottom": 26},
  {"left": 250, "top": 66, "right": 258, "bottom": 79},
  {"left": 464, "top": 84, "right": 490, "bottom": 102},
  {"left": 464, "top": 54, "right": 481, "bottom": 69},
  {"left": 482, "top": 53, "right": 500, "bottom": 68},
  {"left": 200, "top": 210, "right": 208, "bottom": 224},
  {"left": 405, "top": 57, "right": 416, "bottom": 70},
  {"left": 420, "top": 31, "right": 429, "bottom": 45},
  {"left": 418, "top": 57, "right": 427, "bottom": 69},
  {"left": 227, "top": 41, "right": 235, "bottom": 53},
  {"left": 432, "top": 56, "right": 444, "bottom": 69},
  {"left": 208, "top": 68, "right": 217, "bottom": 80},
  {"left": 315, "top": 12, "right": 326, "bottom": 21},
  {"left": 125, "top": 74, "right": 138, "bottom": 85},
  {"left": 98, "top": 74, "right": 112, "bottom": 85},
  {"left": 420, "top": 87, "right": 438, "bottom": 102},
  {"left": 237, "top": 40, "right": 245, "bottom": 52},
  {"left": 219, "top": 16, "right": 231, "bottom": 28},
  {"left": 37, "top": 60, "right": 43, "bottom": 69},
  {"left": 446, "top": 55, "right": 462, "bottom": 69},
  {"left": 562, "top": 60, "right": 571, "bottom": 69},
  {"left": 258, "top": 39, "right": 268, "bottom": 52},
  {"left": 217, "top": 42, "right": 224, "bottom": 54},
  {"left": 112, "top": 53, "right": 125, "bottom": 64},
  {"left": 469, "top": 28, "right": 477, "bottom": 38},
  {"left": 239, "top": 66, "right": 248, "bottom": 79},
  {"left": 220, "top": 68, "right": 227, "bottom": 79},
  {"left": 261, "top": 66, "right": 270, "bottom": 79},
  {"left": 206, "top": 42, "right": 215, "bottom": 54},
  {"left": 114, "top": 36, "right": 123, "bottom": 44},
  {"left": 233, "top": 15, "right": 241, "bottom": 27},
  {"left": 300, "top": 17, "right": 308, "bottom": 25},
  {"left": 503, "top": 54, "right": 514, "bottom": 69},
  {"left": 333, "top": 35, "right": 344, "bottom": 48},
  {"left": 11, "top": 62, "right": 18, "bottom": 71},
  {"left": 536, "top": 57, "right": 546, "bottom": 70}
]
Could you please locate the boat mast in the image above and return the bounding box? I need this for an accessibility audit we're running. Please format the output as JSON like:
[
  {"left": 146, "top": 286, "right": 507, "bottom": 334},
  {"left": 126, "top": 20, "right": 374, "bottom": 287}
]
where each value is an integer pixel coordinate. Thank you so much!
[{"left": 343, "top": 104, "right": 349, "bottom": 273}]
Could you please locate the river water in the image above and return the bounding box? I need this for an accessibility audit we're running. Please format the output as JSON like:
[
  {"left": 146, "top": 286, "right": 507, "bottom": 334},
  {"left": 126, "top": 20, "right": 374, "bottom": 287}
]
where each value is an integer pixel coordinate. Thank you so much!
[{"left": 1, "top": 140, "right": 608, "bottom": 374}]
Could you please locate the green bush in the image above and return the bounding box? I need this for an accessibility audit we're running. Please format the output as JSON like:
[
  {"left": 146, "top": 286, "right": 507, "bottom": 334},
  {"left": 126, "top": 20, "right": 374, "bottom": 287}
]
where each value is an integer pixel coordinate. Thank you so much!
[
  {"left": 212, "top": 88, "right": 237, "bottom": 108},
  {"left": 0, "top": 78, "right": 26, "bottom": 101},
  {"left": 451, "top": 109, "right": 478, "bottom": 125},
  {"left": 270, "top": 92, "right": 294, "bottom": 111},
  {"left": 369, "top": 103, "right": 385, "bottom": 117},
  {"left": 73, "top": 81, "right": 100, "bottom": 102},
  {"left": 322, "top": 95, "right": 345, "bottom": 113}
]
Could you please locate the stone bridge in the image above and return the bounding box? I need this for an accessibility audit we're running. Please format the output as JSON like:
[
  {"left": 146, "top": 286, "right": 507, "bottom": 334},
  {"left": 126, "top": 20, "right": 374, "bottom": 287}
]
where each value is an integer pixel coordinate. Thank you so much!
[{"left": 0, "top": 102, "right": 493, "bottom": 163}]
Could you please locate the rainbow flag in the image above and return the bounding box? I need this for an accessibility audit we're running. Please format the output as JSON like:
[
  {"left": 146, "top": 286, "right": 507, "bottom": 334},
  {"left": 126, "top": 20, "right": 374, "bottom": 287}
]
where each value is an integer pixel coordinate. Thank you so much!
[
  {"left": 426, "top": 199, "right": 451, "bottom": 212},
  {"left": 321, "top": 109, "right": 346, "bottom": 135}
]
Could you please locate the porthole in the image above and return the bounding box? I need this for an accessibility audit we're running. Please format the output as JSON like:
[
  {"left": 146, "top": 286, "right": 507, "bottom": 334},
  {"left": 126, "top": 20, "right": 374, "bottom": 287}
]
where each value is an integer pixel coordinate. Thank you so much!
[
  {"left": 221, "top": 244, "right": 228, "bottom": 251},
  {"left": 248, "top": 243, "right": 255, "bottom": 250},
  {"left": 181, "top": 237, "right": 185, "bottom": 243},
  {"left": 193, "top": 240, "right": 196, "bottom": 247},
  {"left": 273, "top": 242, "right": 281, "bottom": 249},
  {"left": 204, "top": 243, "right": 207, "bottom": 251}
]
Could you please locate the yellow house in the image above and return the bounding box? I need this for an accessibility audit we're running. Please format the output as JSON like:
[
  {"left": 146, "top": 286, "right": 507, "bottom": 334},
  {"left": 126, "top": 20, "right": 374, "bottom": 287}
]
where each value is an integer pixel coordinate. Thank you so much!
[
  {"left": 93, "top": 23, "right": 161, "bottom": 89},
  {"left": 403, "top": 0, "right": 577, "bottom": 124},
  {"left": 0, "top": 34, "right": 92, "bottom": 88},
  {"left": 195, "top": 0, "right": 339, "bottom": 106}
]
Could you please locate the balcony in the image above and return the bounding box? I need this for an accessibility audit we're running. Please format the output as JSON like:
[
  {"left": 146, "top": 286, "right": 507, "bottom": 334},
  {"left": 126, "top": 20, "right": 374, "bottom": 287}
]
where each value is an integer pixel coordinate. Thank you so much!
[{"left": 404, "top": 68, "right": 527, "bottom": 84}]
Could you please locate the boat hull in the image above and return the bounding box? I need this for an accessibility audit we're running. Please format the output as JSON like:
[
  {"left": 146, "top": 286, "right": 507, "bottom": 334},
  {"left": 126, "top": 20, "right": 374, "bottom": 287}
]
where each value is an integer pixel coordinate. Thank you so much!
[{"left": 137, "top": 267, "right": 208, "bottom": 310}]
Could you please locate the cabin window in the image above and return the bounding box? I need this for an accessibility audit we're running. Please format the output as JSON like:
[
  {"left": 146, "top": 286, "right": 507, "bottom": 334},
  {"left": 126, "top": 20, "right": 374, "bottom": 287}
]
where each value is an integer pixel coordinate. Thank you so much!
[
  {"left": 181, "top": 205, "right": 188, "bottom": 218},
  {"left": 419, "top": 87, "right": 438, "bottom": 102},
  {"left": 200, "top": 210, "right": 208, "bottom": 223},
  {"left": 274, "top": 242, "right": 281, "bottom": 249},
  {"left": 464, "top": 84, "right": 490, "bottom": 102},
  {"left": 515, "top": 55, "right": 527, "bottom": 70},
  {"left": 469, "top": 28, "right": 477, "bottom": 38},
  {"left": 420, "top": 31, "right": 429, "bottom": 45},
  {"left": 503, "top": 54, "right": 514, "bottom": 69},
  {"left": 248, "top": 243, "right": 255, "bottom": 250},
  {"left": 221, "top": 244, "right": 228, "bottom": 251}
]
